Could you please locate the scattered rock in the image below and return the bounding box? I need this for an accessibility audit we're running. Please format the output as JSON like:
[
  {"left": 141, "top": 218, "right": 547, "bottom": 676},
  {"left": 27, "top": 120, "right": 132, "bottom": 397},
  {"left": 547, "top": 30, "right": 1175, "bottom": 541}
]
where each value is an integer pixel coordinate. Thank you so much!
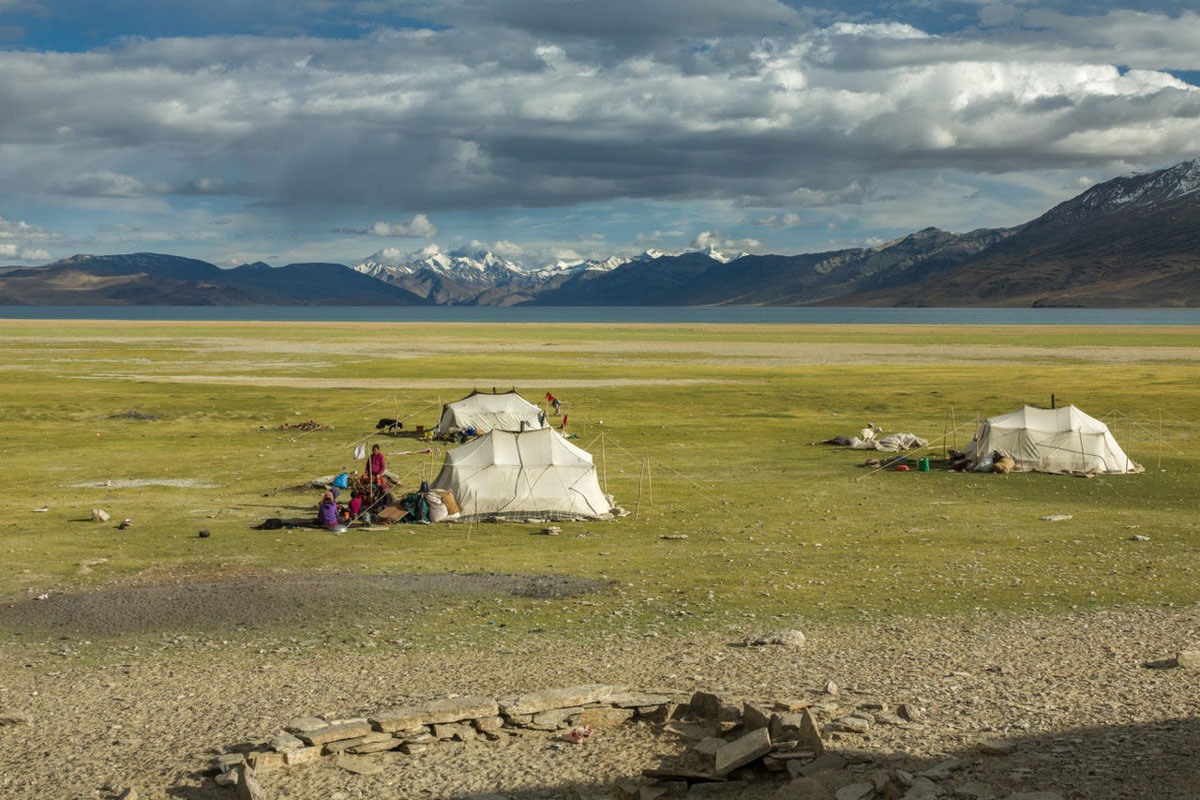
[
  {"left": 824, "top": 681, "right": 839, "bottom": 696},
  {"left": 835, "top": 783, "right": 874, "bottom": 800},
  {"left": 746, "top": 630, "right": 806, "bottom": 648},
  {"left": 978, "top": 739, "right": 1017, "bottom": 755},
  {"left": 1130, "top": 534, "right": 1151, "bottom": 542},
  {"left": 895, "top": 703, "right": 921, "bottom": 722},
  {"left": 1176, "top": 650, "right": 1200, "bottom": 669},
  {"left": 714, "top": 727, "right": 772, "bottom": 776},
  {"left": 499, "top": 686, "right": 612, "bottom": 716},
  {"left": 835, "top": 716, "right": 870, "bottom": 733},
  {"left": 660, "top": 534, "right": 688, "bottom": 540},
  {"left": 1039, "top": 514, "right": 1072, "bottom": 522}
]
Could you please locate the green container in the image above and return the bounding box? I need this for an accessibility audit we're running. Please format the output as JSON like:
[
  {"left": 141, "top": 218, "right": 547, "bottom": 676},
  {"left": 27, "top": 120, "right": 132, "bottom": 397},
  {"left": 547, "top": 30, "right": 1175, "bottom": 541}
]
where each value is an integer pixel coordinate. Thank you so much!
[{"left": 917, "top": 457, "right": 930, "bottom": 472}]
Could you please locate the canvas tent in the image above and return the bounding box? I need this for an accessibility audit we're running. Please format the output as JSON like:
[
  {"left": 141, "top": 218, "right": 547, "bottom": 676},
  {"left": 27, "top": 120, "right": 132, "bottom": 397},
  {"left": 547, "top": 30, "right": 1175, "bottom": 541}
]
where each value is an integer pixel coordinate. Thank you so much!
[
  {"left": 962, "top": 405, "right": 1142, "bottom": 474},
  {"left": 434, "top": 390, "right": 547, "bottom": 437},
  {"left": 431, "top": 427, "right": 615, "bottom": 521}
]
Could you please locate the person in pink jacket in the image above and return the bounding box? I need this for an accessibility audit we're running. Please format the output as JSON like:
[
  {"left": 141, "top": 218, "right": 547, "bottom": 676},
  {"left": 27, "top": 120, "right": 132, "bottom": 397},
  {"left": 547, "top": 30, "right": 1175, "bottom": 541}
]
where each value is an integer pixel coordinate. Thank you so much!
[{"left": 366, "top": 444, "right": 386, "bottom": 480}]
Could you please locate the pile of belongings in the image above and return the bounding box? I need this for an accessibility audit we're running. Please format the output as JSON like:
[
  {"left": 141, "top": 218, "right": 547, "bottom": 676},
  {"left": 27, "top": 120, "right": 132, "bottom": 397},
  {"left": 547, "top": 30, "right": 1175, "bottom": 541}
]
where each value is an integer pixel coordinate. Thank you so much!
[{"left": 824, "top": 425, "right": 928, "bottom": 453}]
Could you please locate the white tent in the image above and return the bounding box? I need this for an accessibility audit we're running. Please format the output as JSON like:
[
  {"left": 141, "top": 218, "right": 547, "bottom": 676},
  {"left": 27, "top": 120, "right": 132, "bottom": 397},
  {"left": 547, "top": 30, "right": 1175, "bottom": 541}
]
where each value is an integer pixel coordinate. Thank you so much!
[
  {"left": 431, "top": 427, "right": 615, "bottom": 520},
  {"left": 962, "top": 405, "right": 1142, "bottom": 474},
  {"left": 434, "top": 390, "right": 547, "bottom": 437}
]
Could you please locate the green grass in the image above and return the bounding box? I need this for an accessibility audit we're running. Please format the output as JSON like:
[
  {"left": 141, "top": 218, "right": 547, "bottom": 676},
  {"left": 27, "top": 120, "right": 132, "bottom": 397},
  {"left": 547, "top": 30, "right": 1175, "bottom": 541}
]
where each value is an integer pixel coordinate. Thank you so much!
[{"left": 2, "top": 319, "right": 1198, "bottom": 650}]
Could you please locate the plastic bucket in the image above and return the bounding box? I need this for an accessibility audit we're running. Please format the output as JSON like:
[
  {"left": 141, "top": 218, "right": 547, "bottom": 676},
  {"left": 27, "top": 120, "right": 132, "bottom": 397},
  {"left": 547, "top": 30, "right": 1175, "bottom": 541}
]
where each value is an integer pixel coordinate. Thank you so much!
[{"left": 917, "top": 457, "right": 930, "bottom": 472}]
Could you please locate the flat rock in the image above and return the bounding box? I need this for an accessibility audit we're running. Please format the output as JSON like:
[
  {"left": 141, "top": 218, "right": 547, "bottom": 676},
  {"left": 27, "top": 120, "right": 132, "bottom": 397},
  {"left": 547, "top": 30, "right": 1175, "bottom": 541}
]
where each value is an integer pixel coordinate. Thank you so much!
[
  {"left": 796, "top": 709, "right": 826, "bottom": 756},
  {"left": 714, "top": 727, "right": 772, "bottom": 776},
  {"left": 666, "top": 721, "right": 710, "bottom": 740},
  {"left": 285, "top": 716, "right": 327, "bottom": 734},
  {"left": 920, "top": 758, "right": 964, "bottom": 779},
  {"left": 874, "top": 713, "right": 906, "bottom": 726},
  {"left": 246, "top": 752, "right": 284, "bottom": 772},
  {"left": 609, "top": 692, "right": 672, "bottom": 708},
  {"left": 836, "top": 716, "right": 870, "bottom": 733},
  {"left": 283, "top": 746, "right": 322, "bottom": 765},
  {"left": 269, "top": 732, "right": 306, "bottom": 753},
  {"left": 693, "top": 737, "right": 725, "bottom": 756},
  {"left": 473, "top": 715, "right": 506, "bottom": 732},
  {"left": 978, "top": 739, "right": 1017, "bottom": 755},
  {"left": 1176, "top": 650, "right": 1200, "bottom": 669},
  {"left": 335, "top": 755, "right": 384, "bottom": 775},
  {"left": 896, "top": 704, "right": 921, "bottom": 722},
  {"left": 1040, "top": 514, "right": 1072, "bottom": 522},
  {"left": 742, "top": 703, "right": 771, "bottom": 732},
  {"left": 372, "top": 696, "right": 499, "bottom": 731},
  {"left": 746, "top": 629, "right": 806, "bottom": 647},
  {"left": 580, "top": 706, "right": 634, "bottom": 728},
  {"left": 298, "top": 720, "right": 372, "bottom": 746},
  {"left": 902, "top": 777, "right": 939, "bottom": 799},
  {"left": 796, "top": 753, "right": 847, "bottom": 778},
  {"left": 531, "top": 707, "right": 583, "bottom": 727},
  {"left": 835, "top": 784, "right": 874, "bottom": 800},
  {"left": 348, "top": 738, "right": 401, "bottom": 754},
  {"left": 499, "top": 686, "right": 613, "bottom": 716}
]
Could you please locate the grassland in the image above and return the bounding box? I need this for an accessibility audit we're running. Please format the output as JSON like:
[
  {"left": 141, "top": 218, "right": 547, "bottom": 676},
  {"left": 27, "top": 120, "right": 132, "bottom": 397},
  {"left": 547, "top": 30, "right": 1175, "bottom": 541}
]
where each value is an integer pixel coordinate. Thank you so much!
[{"left": 1, "top": 319, "right": 1198, "bottom": 651}]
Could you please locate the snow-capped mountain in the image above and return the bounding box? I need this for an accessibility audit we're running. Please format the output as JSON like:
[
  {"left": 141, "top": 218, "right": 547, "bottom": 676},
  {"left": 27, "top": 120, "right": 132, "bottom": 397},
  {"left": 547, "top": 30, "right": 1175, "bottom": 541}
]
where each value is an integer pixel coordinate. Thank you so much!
[
  {"left": 352, "top": 248, "right": 527, "bottom": 289},
  {"left": 1033, "top": 158, "right": 1200, "bottom": 229}
]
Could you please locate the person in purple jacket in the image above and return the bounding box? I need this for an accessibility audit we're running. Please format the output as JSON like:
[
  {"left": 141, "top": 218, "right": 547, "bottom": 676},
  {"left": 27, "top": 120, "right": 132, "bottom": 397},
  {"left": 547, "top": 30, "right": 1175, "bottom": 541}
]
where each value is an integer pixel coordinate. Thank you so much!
[
  {"left": 316, "top": 491, "right": 339, "bottom": 527},
  {"left": 366, "top": 444, "right": 386, "bottom": 481}
]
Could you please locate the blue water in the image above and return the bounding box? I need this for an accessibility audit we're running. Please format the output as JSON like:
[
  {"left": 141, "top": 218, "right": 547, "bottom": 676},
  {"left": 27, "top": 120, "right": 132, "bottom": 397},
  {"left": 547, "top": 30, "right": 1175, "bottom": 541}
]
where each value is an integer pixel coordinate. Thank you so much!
[{"left": 1, "top": 306, "right": 1198, "bottom": 325}]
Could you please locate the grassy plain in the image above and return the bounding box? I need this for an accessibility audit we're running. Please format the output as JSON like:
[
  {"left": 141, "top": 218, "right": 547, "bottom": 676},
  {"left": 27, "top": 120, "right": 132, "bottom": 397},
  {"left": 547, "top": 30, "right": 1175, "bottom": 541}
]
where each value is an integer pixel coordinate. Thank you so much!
[{"left": 1, "top": 319, "right": 1198, "bottom": 652}]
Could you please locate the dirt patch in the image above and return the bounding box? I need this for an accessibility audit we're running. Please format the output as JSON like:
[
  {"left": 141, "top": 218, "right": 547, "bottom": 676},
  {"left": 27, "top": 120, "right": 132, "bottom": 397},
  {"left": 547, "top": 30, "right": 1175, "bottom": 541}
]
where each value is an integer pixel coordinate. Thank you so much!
[
  {"left": 0, "top": 571, "right": 607, "bottom": 636},
  {"left": 61, "top": 478, "right": 220, "bottom": 489}
]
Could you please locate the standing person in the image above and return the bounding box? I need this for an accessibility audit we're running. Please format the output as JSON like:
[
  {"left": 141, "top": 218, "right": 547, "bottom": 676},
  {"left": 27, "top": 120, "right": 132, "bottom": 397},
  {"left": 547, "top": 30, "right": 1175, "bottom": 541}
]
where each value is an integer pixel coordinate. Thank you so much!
[
  {"left": 552, "top": 395, "right": 562, "bottom": 416},
  {"left": 366, "top": 444, "right": 386, "bottom": 480}
]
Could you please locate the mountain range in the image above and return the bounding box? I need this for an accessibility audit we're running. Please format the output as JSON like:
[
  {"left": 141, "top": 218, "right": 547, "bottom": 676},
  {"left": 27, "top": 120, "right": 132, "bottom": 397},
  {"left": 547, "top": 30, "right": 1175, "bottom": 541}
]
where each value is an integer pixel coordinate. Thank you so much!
[{"left": 2, "top": 159, "right": 1198, "bottom": 307}]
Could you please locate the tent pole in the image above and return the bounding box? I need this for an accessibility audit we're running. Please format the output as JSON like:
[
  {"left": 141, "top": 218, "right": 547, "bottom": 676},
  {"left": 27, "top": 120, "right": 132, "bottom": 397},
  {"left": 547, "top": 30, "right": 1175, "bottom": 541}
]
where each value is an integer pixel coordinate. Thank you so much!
[
  {"left": 601, "top": 433, "right": 608, "bottom": 492},
  {"left": 1158, "top": 410, "right": 1163, "bottom": 469},
  {"left": 951, "top": 406, "right": 957, "bottom": 451},
  {"left": 942, "top": 408, "right": 949, "bottom": 459},
  {"left": 1078, "top": 429, "right": 1086, "bottom": 472},
  {"left": 634, "top": 457, "right": 645, "bottom": 520},
  {"left": 647, "top": 457, "right": 653, "bottom": 506}
]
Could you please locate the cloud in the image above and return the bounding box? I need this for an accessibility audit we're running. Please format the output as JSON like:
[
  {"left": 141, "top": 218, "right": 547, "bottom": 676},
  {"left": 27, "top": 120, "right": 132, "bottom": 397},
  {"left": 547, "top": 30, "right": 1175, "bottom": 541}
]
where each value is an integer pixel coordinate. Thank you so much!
[
  {"left": 335, "top": 214, "right": 437, "bottom": 237},
  {"left": 0, "top": 243, "right": 51, "bottom": 261},
  {"left": 691, "top": 230, "right": 761, "bottom": 251},
  {"left": 54, "top": 171, "right": 156, "bottom": 198},
  {"left": 0, "top": 216, "right": 56, "bottom": 240},
  {"left": 747, "top": 212, "right": 804, "bottom": 228}
]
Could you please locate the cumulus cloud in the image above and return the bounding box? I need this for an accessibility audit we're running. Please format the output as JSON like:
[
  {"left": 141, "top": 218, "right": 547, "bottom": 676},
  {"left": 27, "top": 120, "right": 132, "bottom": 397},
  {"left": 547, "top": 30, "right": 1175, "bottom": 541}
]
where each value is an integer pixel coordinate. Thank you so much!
[
  {"left": 0, "top": 243, "right": 51, "bottom": 261},
  {"left": 747, "top": 212, "right": 804, "bottom": 228},
  {"left": 336, "top": 214, "right": 437, "bottom": 237},
  {"left": 0, "top": 216, "right": 56, "bottom": 240},
  {"left": 691, "top": 230, "right": 761, "bottom": 251}
]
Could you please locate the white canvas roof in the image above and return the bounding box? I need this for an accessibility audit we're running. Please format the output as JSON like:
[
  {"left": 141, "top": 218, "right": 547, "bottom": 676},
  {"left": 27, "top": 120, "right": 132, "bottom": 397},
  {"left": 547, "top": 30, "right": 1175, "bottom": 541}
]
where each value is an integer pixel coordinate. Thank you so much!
[
  {"left": 962, "top": 405, "right": 1142, "bottom": 474},
  {"left": 434, "top": 390, "right": 547, "bottom": 436},
  {"left": 431, "top": 427, "right": 614, "bottom": 520}
]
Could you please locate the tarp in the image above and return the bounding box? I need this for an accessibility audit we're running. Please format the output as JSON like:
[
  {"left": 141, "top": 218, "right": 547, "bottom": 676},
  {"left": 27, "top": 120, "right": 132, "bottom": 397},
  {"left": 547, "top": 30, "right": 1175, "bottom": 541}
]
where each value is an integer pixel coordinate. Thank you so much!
[
  {"left": 434, "top": 390, "right": 547, "bottom": 436},
  {"left": 962, "top": 405, "right": 1142, "bottom": 474},
  {"left": 431, "top": 427, "right": 614, "bottom": 521}
]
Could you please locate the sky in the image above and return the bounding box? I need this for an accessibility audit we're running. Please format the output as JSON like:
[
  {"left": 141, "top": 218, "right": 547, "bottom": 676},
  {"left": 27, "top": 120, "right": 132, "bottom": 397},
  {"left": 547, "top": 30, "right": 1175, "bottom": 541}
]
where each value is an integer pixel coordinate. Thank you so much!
[{"left": 1, "top": 1, "right": 1198, "bottom": 269}]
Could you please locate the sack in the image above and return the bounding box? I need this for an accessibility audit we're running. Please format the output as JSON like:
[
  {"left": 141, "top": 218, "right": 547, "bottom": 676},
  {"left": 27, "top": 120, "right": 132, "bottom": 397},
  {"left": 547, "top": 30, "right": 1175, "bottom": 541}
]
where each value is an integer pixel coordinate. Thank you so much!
[{"left": 436, "top": 490, "right": 460, "bottom": 516}]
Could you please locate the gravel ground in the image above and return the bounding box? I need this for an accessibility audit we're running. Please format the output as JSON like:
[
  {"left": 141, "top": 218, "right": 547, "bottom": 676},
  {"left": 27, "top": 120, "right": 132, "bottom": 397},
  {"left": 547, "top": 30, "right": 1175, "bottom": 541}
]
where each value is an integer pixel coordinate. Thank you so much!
[{"left": 1, "top": 598, "right": 1198, "bottom": 800}]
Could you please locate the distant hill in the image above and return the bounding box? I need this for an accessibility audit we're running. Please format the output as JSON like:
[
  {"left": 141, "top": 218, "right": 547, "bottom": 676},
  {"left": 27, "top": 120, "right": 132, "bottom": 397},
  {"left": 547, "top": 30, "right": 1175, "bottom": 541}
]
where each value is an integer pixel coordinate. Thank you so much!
[
  {"left": 0, "top": 253, "right": 429, "bottom": 306},
  {"left": 4, "top": 159, "right": 1198, "bottom": 307}
]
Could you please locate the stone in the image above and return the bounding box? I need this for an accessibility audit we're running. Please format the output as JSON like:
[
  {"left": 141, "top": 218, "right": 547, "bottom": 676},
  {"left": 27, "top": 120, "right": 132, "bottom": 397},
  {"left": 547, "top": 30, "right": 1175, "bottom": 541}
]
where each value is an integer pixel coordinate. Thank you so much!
[
  {"left": 401, "top": 730, "right": 435, "bottom": 744},
  {"left": 91, "top": 508, "right": 111, "bottom": 522},
  {"left": 824, "top": 681, "right": 839, "bottom": 696},
  {"left": 473, "top": 715, "right": 506, "bottom": 732},
  {"left": 236, "top": 765, "right": 264, "bottom": 800},
  {"left": 1130, "top": 534, "right": 1151, "bottom": 542},
  {"left": 614, "top": 778, "right": 641, "bottom": 800},
  {"left": 1176, "top": 650, "right": 1200, "bottom": 669},
  {"left": 714, "top": 727, "right": 772, "bottom": 776},
  {"left": 1039, "top": 514, "right": 1072, "bottom": 522},
  {"left": 693, "top": 737, "right": 725, "bottom": 756},
  {"left": 284, "top": 716, "right": 327, "bottom": 734},
  {"left": 372, "top": 696, "right": 500, "bottom": 731},
  {"left": 298, "top": 720, "right": 372, "bottom": 746},
  {"left": 746, "top": 629, "right": 806, "bottom": 647},
  {"left": 835, "top": 716, "right": 870, "bottom": 733},
  {"left": 401, "top": 742, "right": 431, "bottom": 754},
  {"left": 796, "top": 709, "right": 826, "bottom": 756},
  {"left": 348, "top": 738, "right": 401, "bottom": 754},
  {"left": 895, "top": 704, "right": 921, "bottom": 722},
  {"left": 246, "top": 751, "right": 284, "bottom": 772},
  {"left": 213, "top": 753, "right": 246, "bottom": 767},
  {"left": 978, "top": 739, "right": 1017, "bottom": 755},
  {"left": 902, "top": 777, "right": 939, "bottom": 799},
  {"left": 689, "top": 691, "right": 723, "bottom": 720},
  {"left": 433, "top": 722, "right": 476, "bottom": 740},
  {"left": 796, "top": 753, "right": 847, "bottom": 778},
  {"left": 214, "top": 771, "right": 237, "bottom": 788},
  {"left": 609, "top": 692, "right": 673, "bottom": 708},
  {"left": 742, "top": 703, "right": 771, "bottom": 732},
  {"left": 283, "top": 746, "right": 323, "bottom": 765},
  {"left": 638, "top": 703, "right": 679, "bottom": 724},
  {"left": 639, "top": 787, "right": 668, "bottom": 800},
  {"left": 0, "top": 711, "right": 32, "bottom": 726},
  {"left": 580, "top": 706, "right": 635, "bottom": 728},
  {"left": 774, "top": 777, "right": 835, "bottom": 800},
  {"left": 498, "top": 685, "right": 614, "bottom": 716},
  {"left": 531, "top": 707, "right": 584, "bottom": 728},
  {"left": 665, "top": 722, "right": 710, "bottom": 740},
  {"left": 1003, "top": 795, "right": 1064, "bottom": 800},
  {"left": 920, "top": 758, "right": 964, "bottom": 779},
  {"left": 835, "top": 784, "right": 874, "bottom": 800},
  {"left": 269, "top": 732, "right": 306, "bottom": 753},
  {"left": 324, "top": 732, "right": 394, "bottom": 754},
  {"left": 773, "top": 700, "right": 811, "bottom": 712},
  {"left": 335, "top": 755, "right": 384, "bottom": 775},
  {"left": 956, "top": 782, "right": 998, "bottom": 799}
]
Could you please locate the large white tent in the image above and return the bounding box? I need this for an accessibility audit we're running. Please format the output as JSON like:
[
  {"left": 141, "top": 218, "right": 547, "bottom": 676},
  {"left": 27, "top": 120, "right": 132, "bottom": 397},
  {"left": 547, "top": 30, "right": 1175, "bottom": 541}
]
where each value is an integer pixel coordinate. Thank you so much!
[
  {"left": 431, "top": 427, "right": 615, "bottom": 521},
  {"left": 434, "top": 390, "right": 547, "bottom": 437},
  {"left": 962, "top": 405, "right": 1142, "bottom": 474}
]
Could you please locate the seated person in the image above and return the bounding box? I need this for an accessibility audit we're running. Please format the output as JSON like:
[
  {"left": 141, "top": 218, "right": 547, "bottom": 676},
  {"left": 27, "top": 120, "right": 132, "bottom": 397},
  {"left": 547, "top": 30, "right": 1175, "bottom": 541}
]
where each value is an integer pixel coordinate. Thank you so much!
[
  {"left": 316, "top": 491, "right": 339, "bottom": 527},
  {"left": 348, "top": 490, "right": 363, "bottom": 519}
]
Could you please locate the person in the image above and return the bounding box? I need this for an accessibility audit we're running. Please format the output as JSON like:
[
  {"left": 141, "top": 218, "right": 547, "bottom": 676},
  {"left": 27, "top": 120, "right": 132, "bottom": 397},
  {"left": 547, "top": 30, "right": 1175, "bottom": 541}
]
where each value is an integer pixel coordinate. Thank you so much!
[
  {"left": 366, "top": 444, "right": 386, "bottom": 480},
  {"left": 375, "top": 474, "right": 396, "bottom": 507},
  {"left": 316, "top": 491, "right": 339, "bottom": 527},
  {"left": 348, "top": 491, "right": 363, "bottom": 518},
  {"left": 552, "top": 396, "right": 562, "bottom": 415}
]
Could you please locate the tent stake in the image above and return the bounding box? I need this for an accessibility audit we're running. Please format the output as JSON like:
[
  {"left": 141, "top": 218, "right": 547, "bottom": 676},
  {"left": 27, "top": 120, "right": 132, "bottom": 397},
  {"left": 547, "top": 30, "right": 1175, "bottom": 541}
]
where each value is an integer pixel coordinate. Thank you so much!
[{"left": 634, "top": 457, "right": 645, "bottom": 520}]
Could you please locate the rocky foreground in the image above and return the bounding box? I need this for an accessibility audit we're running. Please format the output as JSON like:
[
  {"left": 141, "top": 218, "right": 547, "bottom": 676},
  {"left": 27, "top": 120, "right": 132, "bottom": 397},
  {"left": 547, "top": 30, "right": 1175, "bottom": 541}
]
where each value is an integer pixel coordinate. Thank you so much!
[{"left": 0, "top": 606, "right": 1198, "bottom": 800}]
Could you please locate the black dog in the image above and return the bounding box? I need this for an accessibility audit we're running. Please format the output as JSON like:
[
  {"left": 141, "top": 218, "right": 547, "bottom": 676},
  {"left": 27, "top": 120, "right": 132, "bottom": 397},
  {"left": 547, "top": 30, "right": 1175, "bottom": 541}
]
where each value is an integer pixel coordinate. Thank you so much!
[{"left": 376, "top": 418, "right": 403, "bottom": 434}]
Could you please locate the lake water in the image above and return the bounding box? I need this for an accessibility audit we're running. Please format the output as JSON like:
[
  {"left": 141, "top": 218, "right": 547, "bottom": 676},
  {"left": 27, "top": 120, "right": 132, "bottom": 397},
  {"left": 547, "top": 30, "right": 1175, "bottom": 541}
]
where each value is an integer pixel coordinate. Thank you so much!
[{"left": 1, "top": 306, "right": 1198, "bottom": 325}]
